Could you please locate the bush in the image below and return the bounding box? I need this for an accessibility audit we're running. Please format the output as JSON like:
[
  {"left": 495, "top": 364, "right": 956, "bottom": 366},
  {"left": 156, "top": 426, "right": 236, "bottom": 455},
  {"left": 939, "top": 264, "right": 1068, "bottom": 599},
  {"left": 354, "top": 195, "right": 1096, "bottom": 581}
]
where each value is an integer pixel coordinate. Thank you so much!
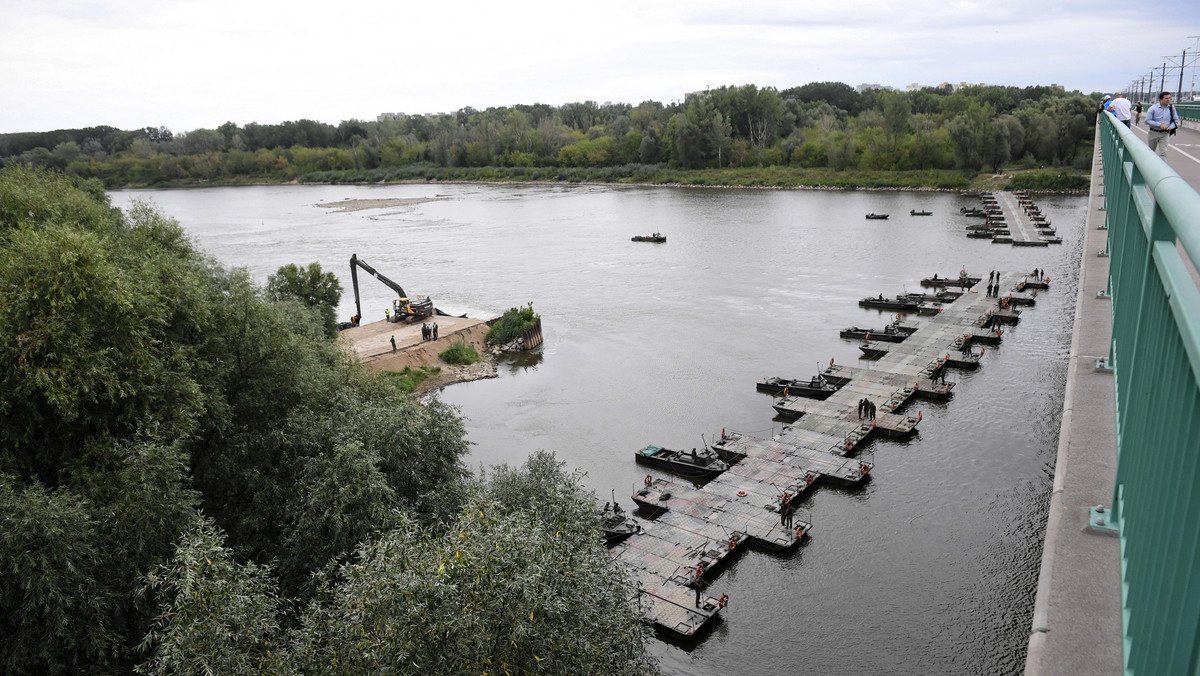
[
  {"left": 486, "top": 302, "right": 539, "bottom": 346},
  {"left": 379, "top": 365, "right": 440, "bottom": 394},
  {"left": 1005, "top": 170, "right": 1089, "bottom": 192},
  {"left": 439, "top": 340, "right": 479, "bottom": 365}
]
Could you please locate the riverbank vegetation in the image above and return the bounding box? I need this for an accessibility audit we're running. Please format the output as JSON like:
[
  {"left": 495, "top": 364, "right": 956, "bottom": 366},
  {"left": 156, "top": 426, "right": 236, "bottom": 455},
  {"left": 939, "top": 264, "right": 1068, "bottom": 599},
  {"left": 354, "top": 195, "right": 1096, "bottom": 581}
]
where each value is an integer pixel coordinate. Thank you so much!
[
  {"left": 0, "top": 166, "right": 655, "bottom": 674},
  {"left": 487, "top": 303, "right": 541, "bottom": 346},
  {"left": 381, "top": 364, "right": 442, "bottom": 393},
  {"left": 0, "top": 82, "right": 1098, "bottom": 191},
  {"left": 439, "top": 339, "right": 481, "bottom": 365}
]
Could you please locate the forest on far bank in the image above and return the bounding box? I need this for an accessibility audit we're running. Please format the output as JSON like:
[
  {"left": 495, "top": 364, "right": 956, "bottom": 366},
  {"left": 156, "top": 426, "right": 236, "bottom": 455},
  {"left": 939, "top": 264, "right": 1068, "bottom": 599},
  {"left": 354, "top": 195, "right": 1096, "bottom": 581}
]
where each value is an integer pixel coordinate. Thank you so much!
[{"left": 0, "top": 81, "right": 1098, "bottom": 190}]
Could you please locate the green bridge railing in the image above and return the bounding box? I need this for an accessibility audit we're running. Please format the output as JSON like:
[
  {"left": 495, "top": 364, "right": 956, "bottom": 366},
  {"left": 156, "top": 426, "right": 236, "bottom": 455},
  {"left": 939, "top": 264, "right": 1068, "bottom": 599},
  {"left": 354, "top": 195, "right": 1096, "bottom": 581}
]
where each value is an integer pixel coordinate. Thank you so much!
[
  {"left": 1097, "top": 112, "right": 1200, "bottom": 675},
  {"left": 1174, "top": 101, "right": 1199, "bottom": 123}
]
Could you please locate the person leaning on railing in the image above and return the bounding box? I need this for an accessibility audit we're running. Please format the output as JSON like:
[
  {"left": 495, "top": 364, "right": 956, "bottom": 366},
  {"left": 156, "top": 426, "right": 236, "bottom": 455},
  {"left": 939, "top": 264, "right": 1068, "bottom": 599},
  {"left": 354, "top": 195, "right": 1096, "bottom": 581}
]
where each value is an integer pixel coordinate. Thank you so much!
[
  {"left": 1145, "top": 91, "right": 1179, "bottom": 159},
  {"left": 1106, "top": 93, "right": 1132, "bottom": 128}
]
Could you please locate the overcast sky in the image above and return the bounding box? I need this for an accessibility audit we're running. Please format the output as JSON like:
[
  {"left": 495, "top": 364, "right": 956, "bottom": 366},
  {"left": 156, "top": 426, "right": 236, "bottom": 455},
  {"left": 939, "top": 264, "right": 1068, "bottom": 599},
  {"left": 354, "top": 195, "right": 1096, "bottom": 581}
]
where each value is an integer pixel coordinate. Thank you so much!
[{"left": 2, "top": 0, "right": 1198, "bottom": 135}]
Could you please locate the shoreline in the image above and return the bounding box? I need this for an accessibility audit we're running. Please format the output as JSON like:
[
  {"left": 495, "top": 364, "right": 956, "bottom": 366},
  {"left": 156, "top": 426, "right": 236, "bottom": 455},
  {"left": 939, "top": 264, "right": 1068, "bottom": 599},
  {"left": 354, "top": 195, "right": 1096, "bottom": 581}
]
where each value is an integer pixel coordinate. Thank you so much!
[{"left": 111, "top": 175, "right": 1089, "bottom": 196}]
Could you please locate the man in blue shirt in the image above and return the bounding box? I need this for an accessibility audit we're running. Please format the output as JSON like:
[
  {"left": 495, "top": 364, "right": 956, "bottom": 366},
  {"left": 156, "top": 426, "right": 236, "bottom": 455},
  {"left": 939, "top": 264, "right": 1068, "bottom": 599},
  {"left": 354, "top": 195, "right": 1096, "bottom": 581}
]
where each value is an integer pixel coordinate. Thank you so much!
[{"left": 1145, "top": 92, "right": 1178, "bottom": 159}]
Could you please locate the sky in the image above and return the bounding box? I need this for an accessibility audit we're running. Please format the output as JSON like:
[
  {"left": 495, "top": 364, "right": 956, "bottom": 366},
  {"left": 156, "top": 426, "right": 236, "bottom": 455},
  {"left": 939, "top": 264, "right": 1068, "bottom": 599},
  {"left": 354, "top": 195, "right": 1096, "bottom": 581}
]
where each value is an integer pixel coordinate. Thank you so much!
[{"left": 1, "top": 0, "right": 1198, "bottom": 135}]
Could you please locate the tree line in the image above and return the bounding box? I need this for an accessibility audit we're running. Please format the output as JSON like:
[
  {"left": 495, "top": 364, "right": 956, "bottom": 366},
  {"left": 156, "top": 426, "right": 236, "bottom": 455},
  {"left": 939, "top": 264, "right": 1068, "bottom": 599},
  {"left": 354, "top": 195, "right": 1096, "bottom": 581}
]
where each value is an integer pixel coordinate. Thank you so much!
[
  {"left": 0, "top": 82, "right": 1099, "bottom": 187},
  {"left": 0, "top": 166, "right": 655, "bottom": 674}
]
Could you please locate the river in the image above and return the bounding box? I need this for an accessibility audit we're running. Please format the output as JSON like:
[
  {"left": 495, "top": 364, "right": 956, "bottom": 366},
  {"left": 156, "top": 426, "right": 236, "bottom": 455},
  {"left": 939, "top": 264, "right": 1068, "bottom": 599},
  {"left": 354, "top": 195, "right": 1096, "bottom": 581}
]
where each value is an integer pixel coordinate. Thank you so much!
[{"left": 111, "top": 183, "right": 1085, "bottom": 675}]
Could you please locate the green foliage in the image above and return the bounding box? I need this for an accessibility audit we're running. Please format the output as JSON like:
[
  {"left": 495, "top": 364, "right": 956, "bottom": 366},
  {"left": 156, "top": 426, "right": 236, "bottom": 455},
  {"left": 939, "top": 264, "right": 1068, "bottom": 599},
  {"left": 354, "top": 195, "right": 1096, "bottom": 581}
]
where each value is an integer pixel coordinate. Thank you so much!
[
  {"left": 137, "top": 516, "right": 282, "bottom": 675},
  {"left": 439, "top": 339, "right": 479, "bottom": 365},
  {"left": 0, "top": 185, "right": 211, "bottom": 484},
  {"left": 266, "top": 262, "right": 343, "bottom": 336},
  {"left": 0, "top": 476, "right": 120, "bottom": 674},
  {"left": 1005, "top": 169, "right": 1090, "bottom": 191},
  {"left": 380, "top": 365, "right": 441, "bottom": 394},
  {"left": 0, "top": 166, "right": 496, "bottom": 671},
  {"left": 486, "top": 302, "right": 540, "bottom": 346},
  {"left": 3, "top": 83, "right": 1096, "bottom": 190},
  {"left": 290, "top": 451, "right": 657, "bottom": 675}
]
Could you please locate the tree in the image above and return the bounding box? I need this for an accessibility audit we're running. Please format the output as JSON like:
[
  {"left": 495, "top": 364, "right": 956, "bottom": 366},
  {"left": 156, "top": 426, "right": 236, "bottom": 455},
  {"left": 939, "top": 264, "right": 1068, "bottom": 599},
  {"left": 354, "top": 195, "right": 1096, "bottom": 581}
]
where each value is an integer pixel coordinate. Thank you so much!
[
  {"left": 0, "top": 477, "right": 120, "bottom": 674},
  {"left": 784, "top": 81, "right": 863, "bottom": 115},
  {"left": 878, "top": 91, "right": 912, "bottom": 162},
  {"left": 137, "top": 516, "right": 282, "bottom": 675},
  {"left": 290, "top": 451, "right": 658, "bottom": 675},
  {"left": 266, "top": 262, "right": 343, "bottom": 335}
]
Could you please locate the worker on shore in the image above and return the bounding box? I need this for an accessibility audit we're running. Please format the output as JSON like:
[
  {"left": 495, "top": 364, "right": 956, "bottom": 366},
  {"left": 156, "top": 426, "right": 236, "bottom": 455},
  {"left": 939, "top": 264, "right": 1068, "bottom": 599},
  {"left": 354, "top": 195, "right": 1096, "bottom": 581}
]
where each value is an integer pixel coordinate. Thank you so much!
[
  {"left": 433, "top": 322, "right": 439, "bottom": 340},
  {"left": 385, "top": 308, "right": 390, "bottom": 321},
  {"left": 390, "top": 335, "right": 396, "bottom": 352}
]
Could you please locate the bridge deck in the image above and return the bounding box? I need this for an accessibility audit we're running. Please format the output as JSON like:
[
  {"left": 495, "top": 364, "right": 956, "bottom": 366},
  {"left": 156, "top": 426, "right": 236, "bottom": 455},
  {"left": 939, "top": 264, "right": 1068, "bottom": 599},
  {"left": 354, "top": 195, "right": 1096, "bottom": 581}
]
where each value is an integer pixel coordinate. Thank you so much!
[{"left": 617, "top": 271, "right": 1044, "bottom": 637}]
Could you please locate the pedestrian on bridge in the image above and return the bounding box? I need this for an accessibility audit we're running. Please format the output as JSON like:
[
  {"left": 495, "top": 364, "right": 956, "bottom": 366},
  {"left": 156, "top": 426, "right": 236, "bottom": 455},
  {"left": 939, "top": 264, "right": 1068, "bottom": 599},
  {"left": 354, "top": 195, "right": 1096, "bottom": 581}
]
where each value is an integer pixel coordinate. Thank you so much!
[
  {"left": 1106, "top": 92, "right": 1132, "bottom": 128},
  {"left": 1146, "top": 92, "right": 1178, "bottom": 160}
]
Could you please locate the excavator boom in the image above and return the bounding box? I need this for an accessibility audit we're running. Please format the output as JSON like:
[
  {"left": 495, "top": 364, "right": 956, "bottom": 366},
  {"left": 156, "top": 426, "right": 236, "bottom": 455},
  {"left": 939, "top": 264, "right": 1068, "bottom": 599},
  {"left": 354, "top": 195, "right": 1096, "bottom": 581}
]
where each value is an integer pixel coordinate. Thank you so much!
[{"left": 349, "top": 253, "right": 431, "bottom": 323}]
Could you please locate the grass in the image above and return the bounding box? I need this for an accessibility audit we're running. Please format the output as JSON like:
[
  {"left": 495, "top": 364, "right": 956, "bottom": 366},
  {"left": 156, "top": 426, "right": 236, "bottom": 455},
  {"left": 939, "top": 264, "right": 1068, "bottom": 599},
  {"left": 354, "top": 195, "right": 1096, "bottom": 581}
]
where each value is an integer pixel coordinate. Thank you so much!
[
  {"left": 439, "top": 340, "right": 480, "bottom": 365},
  {"left": 380, "top": 365, "right": 442, "bottom": 394}
]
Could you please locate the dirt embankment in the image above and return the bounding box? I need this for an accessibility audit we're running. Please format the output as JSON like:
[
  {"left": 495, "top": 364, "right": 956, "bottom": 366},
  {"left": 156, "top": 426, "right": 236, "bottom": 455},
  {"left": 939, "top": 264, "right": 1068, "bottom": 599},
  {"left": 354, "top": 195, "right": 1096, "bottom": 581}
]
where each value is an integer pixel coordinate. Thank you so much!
[{"left": 355, "top": 320, "right": 498, "bottom": 395}]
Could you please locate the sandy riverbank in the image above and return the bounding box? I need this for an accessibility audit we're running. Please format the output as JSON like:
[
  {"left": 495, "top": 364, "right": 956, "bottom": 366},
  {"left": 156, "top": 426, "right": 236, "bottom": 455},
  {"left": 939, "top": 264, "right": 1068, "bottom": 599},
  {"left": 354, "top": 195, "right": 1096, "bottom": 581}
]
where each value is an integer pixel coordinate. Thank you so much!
[{"left": 316, "top": 197, "right": 446, "bottom": 212}]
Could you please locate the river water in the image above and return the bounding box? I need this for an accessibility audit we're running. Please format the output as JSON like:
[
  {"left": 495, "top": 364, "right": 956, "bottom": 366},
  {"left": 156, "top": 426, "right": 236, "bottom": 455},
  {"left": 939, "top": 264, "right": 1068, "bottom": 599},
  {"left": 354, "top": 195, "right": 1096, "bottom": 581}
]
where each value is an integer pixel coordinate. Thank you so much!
[{"left": 111, "top": 183, "right": 1085, "bottom": 675}]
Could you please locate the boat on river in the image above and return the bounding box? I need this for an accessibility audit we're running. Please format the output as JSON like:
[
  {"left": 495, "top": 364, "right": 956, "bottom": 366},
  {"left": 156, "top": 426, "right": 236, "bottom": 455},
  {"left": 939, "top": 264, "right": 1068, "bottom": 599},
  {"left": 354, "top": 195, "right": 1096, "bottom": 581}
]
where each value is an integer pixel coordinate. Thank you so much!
[
  {"left": 634, "top": 445, "right": 728, "bottom": 478},
  {"left": 910, "top": 209, "right": 932, "bottom": 216},
  {"left": 920, "top": 272, "right": 982, "bottom": 289},
  {"left": 839, "top": 321, "right": 916, "bottom": 342},
  {"left": 600, "top": 500, "right": 640, "bottom": 545},
  {"left": 859, "top": 295, "right": 921, "bottom": 311},
  {"left": 631, "top": 232, "right": 666, "bottom": 243},
  {"left": 900, "top": 290, "right": 961, "bottom": 303},
  {"left": 865, "top": 213, "right": 890, "bottom": 220},
  {"left": 859, "top": 343, "right": 889, "bottom": 359},
  {"left": 756, "top": 375, "right": 839, "bottom": 399}
]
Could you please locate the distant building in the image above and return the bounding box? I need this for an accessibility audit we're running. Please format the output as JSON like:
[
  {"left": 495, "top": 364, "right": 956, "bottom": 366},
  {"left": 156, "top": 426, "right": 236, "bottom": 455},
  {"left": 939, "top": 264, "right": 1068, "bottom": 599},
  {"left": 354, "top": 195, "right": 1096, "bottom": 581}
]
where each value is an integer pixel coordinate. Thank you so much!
[
  {"left": 683, "top": 90, "right": 712, "bottom": 101},
  {"left": 906, "top": 83, "right": 923, "bottom": 91},
  {"left": 857, "top": 83, "right": 886, "bottom": 92},
  {"left": 377, "top": 112, "right": 409, "bottom": 122}
]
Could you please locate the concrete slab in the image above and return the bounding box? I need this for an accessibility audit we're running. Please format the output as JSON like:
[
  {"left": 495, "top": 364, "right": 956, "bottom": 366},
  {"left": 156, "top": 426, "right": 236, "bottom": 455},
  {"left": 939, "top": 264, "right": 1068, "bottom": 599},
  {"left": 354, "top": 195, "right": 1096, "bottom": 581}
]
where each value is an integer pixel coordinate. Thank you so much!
[{"left": 1024, "top": 133, "right": 1123, "bottom": 676}]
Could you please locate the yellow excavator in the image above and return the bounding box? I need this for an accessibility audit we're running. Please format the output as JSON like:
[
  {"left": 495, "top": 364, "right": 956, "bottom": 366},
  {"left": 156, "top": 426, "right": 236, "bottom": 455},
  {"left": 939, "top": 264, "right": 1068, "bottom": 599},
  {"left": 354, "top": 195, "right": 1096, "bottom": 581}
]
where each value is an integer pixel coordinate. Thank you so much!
[{"left": 348, "top": 253, "right": 433, "bottom": 325}]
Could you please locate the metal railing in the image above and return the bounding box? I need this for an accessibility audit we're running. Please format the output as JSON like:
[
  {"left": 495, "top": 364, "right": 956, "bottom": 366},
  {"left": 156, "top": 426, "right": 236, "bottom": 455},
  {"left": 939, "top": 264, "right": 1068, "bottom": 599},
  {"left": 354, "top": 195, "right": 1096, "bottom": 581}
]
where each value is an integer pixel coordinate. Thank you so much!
[
  {"left": 1097, "top": 112, "right": 1200, "bottom": 675},
  {"left": 1175, "top": 101, "right": 1200, "bottom": 123}
]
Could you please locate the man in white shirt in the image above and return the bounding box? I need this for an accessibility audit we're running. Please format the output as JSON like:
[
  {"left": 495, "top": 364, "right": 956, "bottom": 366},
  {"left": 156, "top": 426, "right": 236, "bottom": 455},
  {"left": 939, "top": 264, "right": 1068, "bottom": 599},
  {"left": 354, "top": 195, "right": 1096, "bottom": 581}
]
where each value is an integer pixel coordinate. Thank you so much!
[{"left": 1106, "top": 93, "right": 1132, "bottom": 128}]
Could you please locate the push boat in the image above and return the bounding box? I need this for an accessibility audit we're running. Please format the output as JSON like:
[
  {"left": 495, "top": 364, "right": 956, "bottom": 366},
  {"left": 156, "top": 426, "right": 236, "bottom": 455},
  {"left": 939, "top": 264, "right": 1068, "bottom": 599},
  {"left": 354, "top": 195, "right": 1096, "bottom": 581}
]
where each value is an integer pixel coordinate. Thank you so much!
[
  {"left": 910, "top": 209, "right": 932, "bottom": 216},
  {"left": 634, "top": 445, "right": 729, "bottom": 478},
  {"left": 858, "top": 295, "right": 921, "bottom": 311},
  {"left": 631, "top": 232, "right": 666, "bottom": 243},
  {"left": 600, "top": 499, "right": 640, "bottom": 545},
  {"left": 838, "top": 320, "right": 916, "bottom": 343},
  {"left": 865, "top": 213, "right": 890, "bottom": 220},
  {"left": 756, "top": 375, "right": 839, "bottom": 399}
]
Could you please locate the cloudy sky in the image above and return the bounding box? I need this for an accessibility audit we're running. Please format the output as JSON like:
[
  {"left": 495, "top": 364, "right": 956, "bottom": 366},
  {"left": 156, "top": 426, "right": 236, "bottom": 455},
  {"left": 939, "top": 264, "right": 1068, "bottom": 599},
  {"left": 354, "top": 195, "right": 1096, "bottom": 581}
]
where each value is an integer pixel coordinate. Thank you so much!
[{"left": 2, "top": 0, "right": 1198, "bottom": 135}]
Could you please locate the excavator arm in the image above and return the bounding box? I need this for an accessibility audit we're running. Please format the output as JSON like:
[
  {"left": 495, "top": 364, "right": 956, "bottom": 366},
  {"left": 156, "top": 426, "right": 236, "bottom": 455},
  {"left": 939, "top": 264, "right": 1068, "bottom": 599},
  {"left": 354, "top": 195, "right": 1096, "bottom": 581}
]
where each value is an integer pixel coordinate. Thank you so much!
[{"left": 348, "top": 254, "right": 431, "bottom": 323}]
